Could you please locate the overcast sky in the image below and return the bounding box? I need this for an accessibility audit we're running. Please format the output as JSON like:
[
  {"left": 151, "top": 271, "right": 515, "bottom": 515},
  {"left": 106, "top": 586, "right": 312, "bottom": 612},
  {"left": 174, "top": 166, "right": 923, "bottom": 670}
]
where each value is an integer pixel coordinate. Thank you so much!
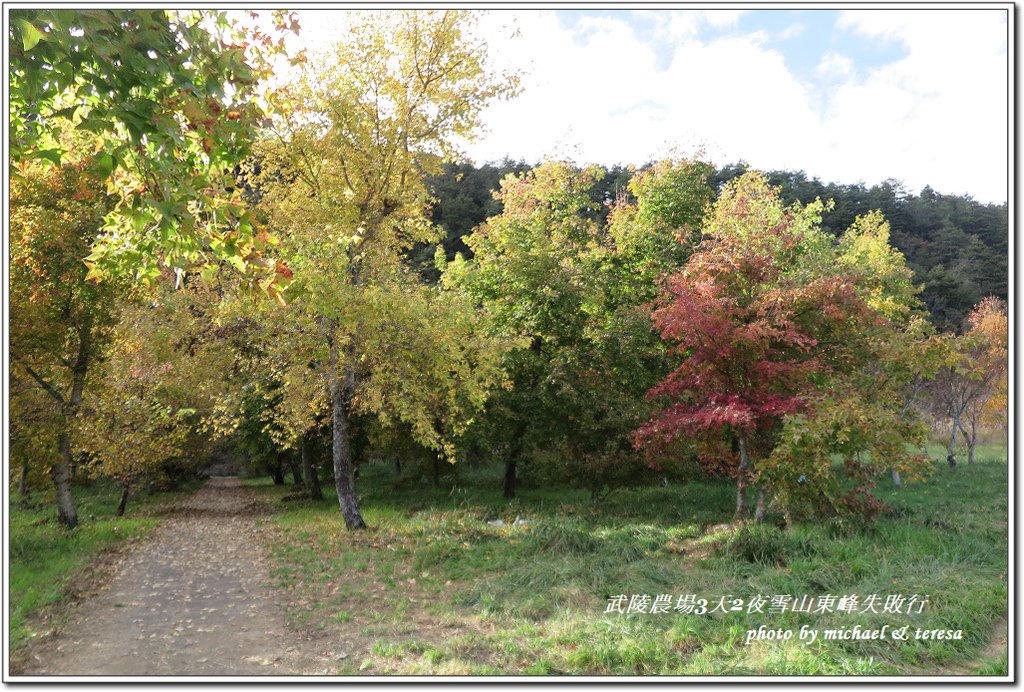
[{"left": 294, "top": 8, "right": 1010, "bottom": 204}]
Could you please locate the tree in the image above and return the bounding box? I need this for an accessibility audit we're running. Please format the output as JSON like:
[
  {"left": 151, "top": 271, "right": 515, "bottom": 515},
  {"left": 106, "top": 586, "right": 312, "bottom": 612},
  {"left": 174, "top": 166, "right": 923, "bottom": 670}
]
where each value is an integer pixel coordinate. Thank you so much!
[
  {"left": 10, "top": 370, "right": 55, "bottom": 503},
  {"left": 635, "top": 173, "right": 841, "bottom": 519},
  {"left": 246, "top": 10, "right": 517, "bottom": 528},
  {"left": 9, "top": 148, "right": 125, "bottom": 528},
  {"left": 764, "top": 317, "right": 937, "bottom": 522},
  {"left": 605, "top": 158, "right": 715, "bottom": 302},
  {"left": 635, "top": 173, "right": 932, "bottom": 523},
  {"left": 709, "top": 162, "right": 1009, "bottom": 332},
  {"left": 9, "top": 9, "right": 298, "bottom": 284},
  {"left": 443, "top": 159, "right": 712, "bottom": 498},
  {"left": 443, "top": 162, "right": 612, "bottom": 497},
  {"left": 926, "top": 337, "right": 983, "bottom": 468},
  {"left": 229, "top": 381, "right": 291, "bottom": 484},
  {"left": 967, "top": 297, "right": 1009, "bottom": 438},
  {"left": 928, "top": 297, "right": 1008, "bottom": 466},
  {"left": 408, "top": 159, "right": 531, "bottom": 282},
  {"left": 831, "top": 209, "right": 938, "bottom": 488},
  {"left": 78, "top": 375, "right": 195, "bottom": 516},
  {"left": 77, "top": 277, "right": 232, "bottom": 513}
]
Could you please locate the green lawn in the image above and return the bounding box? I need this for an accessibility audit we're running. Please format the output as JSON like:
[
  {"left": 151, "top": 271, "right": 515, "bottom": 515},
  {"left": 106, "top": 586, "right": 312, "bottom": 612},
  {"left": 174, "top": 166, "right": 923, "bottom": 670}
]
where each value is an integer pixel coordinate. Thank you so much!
[
  {"left": 256, "top": 444, "right": 1008, "bottom": 676},
  {"left": 8, "top": 479, "right": 201, "bottom": 652}
]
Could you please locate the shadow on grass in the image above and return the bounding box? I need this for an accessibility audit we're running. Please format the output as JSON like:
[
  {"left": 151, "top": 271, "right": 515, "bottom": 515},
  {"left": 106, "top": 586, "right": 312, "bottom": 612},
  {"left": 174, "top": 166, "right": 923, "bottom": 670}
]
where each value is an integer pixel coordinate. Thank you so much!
[{"left": 258, "top": 448, "right": 1008, "bottom": 675}]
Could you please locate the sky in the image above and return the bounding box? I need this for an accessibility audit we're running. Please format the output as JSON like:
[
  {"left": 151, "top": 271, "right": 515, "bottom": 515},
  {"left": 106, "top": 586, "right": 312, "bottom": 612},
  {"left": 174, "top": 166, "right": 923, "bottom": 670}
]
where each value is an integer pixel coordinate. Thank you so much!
[{"left": 293, "top": 7, "right": 1010, "bottom": 204}]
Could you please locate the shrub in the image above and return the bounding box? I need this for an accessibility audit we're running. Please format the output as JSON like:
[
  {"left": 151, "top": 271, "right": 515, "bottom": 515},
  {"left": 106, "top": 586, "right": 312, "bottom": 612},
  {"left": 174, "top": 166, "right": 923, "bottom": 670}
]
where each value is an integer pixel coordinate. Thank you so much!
[{"left": 725, "top": 523, "right": 813, "bottom": 566}]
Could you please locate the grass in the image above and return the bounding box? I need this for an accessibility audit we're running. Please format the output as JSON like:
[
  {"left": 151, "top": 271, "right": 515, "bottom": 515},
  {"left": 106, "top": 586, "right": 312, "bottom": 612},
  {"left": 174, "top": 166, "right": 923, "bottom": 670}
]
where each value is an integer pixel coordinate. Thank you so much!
[
  {"left": 8, "top": 479, "right": 202, "bottom": 653},
  {"left": 254, "top": 442, "right": 1009, "bottom": 676}
]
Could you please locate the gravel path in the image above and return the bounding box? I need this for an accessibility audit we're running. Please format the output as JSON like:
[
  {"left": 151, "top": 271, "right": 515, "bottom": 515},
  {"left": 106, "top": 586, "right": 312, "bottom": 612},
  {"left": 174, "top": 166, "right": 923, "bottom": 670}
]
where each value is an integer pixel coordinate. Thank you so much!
[{"left": 18, "top": 477, "right": 335, "bottom": 677}]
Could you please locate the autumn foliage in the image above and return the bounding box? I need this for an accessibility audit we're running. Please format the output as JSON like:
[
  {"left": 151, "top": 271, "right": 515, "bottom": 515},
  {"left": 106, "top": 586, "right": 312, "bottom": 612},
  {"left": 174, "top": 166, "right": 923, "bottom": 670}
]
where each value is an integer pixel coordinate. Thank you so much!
[
  {"left": 7, "top": 11, "right": 1006, "bottom": 535},
  {"left": 635, "top": 173, "right": 934, "bottom": 523}
]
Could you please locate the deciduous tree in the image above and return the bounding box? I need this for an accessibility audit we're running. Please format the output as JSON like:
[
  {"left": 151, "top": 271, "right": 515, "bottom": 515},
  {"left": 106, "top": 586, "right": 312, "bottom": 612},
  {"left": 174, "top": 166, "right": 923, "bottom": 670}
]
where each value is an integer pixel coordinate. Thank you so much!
[
  {"left": 246, "top": 10, "right": 516, "bottom": 528},
  {"left": 444, "top": 159, "right": 712, "bottom": 498},
  {"left": 10, "top": 9, "right": 298, "bottom": 284},
  {"left": 636, "top": 173, "right": 933, "bottom": 523},
  {"left": 9, "top": 148, "right": 124, "bottom": 528},
  {"left": 967, "top": 296, "right": 1008, "bottom": 438},
  {"left": 928, "top": 297, "right": 1007, "bottom": 466}
]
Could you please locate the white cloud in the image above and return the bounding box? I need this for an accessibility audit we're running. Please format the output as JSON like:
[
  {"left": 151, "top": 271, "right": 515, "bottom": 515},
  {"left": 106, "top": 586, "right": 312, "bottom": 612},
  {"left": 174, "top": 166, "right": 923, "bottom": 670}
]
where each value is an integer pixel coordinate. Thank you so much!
[
  {"left": 815, "top": 52, "right": 854, "bottom": 80},
  {"left": 666, "top": 12, "right": 701, "bottom": 39},
  {"left": 703, "top": 10, "right": 747, "bottom": 28},
  {"left": 776, "top": 23, "right": 805, "bottom": 41},
  {"left": 470, "top": 9, "right": 1008, "bottom": 203},
  {"left": 818, "top": 10, "right": 1008, "bottom": 202},
  {"left": 469, "top": 12, "right": 821, "bottom": 177},
  {"left": 281, "top": 9, "right": 1009, "bottom": 204},
  {"left": 470, "top": 11, "right": 669, "bottom": 165}
]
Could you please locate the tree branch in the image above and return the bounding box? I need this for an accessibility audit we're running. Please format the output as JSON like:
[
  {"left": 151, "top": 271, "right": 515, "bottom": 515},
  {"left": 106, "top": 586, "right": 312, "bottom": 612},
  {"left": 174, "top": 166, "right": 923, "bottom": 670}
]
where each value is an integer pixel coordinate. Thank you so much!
[{"left": 12, "top": 355, "right": 66, "bottom": 406}]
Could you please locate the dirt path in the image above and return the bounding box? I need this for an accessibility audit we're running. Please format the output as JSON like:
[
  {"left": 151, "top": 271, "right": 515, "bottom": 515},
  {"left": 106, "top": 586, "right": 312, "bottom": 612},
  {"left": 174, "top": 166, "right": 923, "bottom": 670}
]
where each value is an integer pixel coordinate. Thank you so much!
[{"left": 16, "top": 477, "right": 336, "bottom": 677}]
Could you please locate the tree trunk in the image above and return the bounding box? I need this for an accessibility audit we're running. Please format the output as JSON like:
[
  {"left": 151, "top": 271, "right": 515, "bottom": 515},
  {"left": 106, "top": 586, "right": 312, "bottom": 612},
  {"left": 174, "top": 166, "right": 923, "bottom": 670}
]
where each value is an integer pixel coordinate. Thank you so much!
[
  {"left": 959, "top": 418, "right": 977, "bottom": 465},
  {"left": 735, "top": 433, "right": 751, "bottom": 520},
  {"left": 284, "top": 450, "right": 303, "bottom": 486},
  {"left": 946, "top": 411, "right": 960, "bottom": 468},
  {"left": 503, "top": 458, "right": 517, "bottom": 499},
  {"left": 754, "top": 485, "right": 767, "bottom": 523},
  {"left": 329, "top": 345, "right": 367, "bottom": 530},
  {"left": 269, "top": 461, "right": 285, "bottom": 485},
  {"left": 52, "top": 431, "right": 79, "bottom": 529},
  {"left": 300, "top": 434, "right": 323, "bottom": 501},
  {"left": 503, "top": 422, "right": 528, "bottom": 499},
  {"left": 433, "top": 457, "right": 441, "bottom": 487},
  {"left": 116, "top": 481, "right": 131, "bottom": 517},
  {"left": 18, "top": 458, "right": 30, "bottom": 504},
  {"left": 394, "top": 458, "right": 402, "bottom": 476},
  {"left": 19, "top": 313, "right": 92, "bottom": 529}
]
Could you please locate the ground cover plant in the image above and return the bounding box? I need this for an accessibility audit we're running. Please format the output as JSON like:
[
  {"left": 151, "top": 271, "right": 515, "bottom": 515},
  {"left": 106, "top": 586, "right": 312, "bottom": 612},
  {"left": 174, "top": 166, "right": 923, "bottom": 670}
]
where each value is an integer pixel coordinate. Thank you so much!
[{"left": 252, "top": 442, "right": 1007, "bottom": 676}]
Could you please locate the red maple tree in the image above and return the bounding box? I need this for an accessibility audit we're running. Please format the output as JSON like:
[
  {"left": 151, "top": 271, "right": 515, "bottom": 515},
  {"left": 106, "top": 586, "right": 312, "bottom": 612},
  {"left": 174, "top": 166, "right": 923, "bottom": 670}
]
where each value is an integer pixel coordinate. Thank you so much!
[{"left": 635, "top": 174, "right": 870, "bottom": 519}]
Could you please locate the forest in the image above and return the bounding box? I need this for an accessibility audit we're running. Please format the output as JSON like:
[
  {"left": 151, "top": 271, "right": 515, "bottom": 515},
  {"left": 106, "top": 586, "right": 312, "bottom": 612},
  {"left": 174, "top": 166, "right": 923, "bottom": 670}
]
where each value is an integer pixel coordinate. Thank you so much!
[
  {"left": 418, "top": 159, "right": 1007, "bottom": 334},
  {"left": 7, "top": 8, "right": 1009, "bottom": 677}
]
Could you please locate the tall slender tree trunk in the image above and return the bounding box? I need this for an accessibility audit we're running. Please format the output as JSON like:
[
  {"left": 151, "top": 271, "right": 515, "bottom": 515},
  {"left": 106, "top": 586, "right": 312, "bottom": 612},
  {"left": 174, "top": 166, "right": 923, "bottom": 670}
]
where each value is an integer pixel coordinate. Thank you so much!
[
  {"left": 300, "top": 434, "right": 323, "bottom": 501},
  {"left": 754, "top": 486, "right": 767, "bottom": 523},
  {"left": 503, "top": 422, "right": 528, "bottom": 499},
  {"left": 502, "top": 458, "right": 517, "bottom": 499},
  {"left": 959, "top": 418, "right": 977, "bottom": 465},
  {"left": 116, "top": 480, "right": 131, "bottom": 517},
  {"left": 53, "top": 431, "right": 79, "bottom": 529},
  {"left": 18, "top": 458, "right": 30, "bottom": 505},
  {"left": 54, "top": 314, "right": 93, "bottom": 528},
  {"left": 394, "top": 458, "right": 402, "bottom": 476},
  {"left": 946, "top": 411, "right": 960, "bottom": 468},
  {"left": 433, "top": 457, "right": 441, "bottom": 487},
  {"left": 329, "top": 336, "right": 367, "bottom": 530},
  {"left": 283, "top": 450, "right": 303, "bottom": 487},
  {"left": 735, "top": 433, "right": 751, "bottom": 520}
]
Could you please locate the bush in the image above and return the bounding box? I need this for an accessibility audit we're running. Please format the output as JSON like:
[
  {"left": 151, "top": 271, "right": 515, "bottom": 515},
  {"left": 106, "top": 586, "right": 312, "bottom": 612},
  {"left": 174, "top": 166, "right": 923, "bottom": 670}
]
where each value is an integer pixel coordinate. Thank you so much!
[
  {"left": 725, "top": 523, "right": 813, "bottom": 566},
  {"left": 529, "top": 445, "right": 662, "bottom": 500},
  {"left": 764, "top": 457, "right": 892, "bottom": 530}
]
